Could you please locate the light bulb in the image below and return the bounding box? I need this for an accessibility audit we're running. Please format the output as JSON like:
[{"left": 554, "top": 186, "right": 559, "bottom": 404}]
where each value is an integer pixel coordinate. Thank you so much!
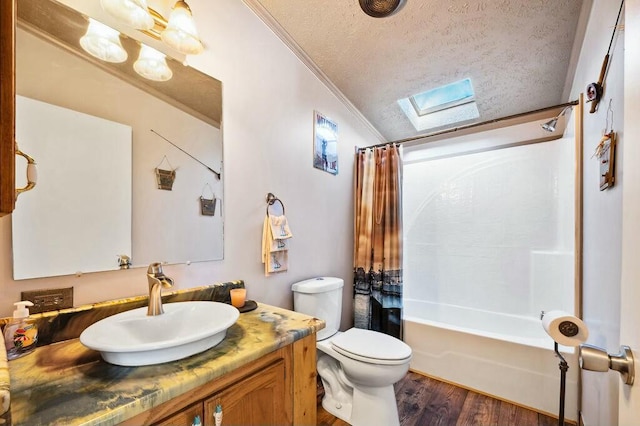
[
  {"left": 100, "top": 0, "right": 154, "bottom": 30},
  {"left": 161, "top": 1, "right": 204, "bottom": 55},
  {"left": 134, "top": 44, "right": 173, "bottom": 81},
  {"left": 80, "top": 18, "right": 128, "bottom": 63}
]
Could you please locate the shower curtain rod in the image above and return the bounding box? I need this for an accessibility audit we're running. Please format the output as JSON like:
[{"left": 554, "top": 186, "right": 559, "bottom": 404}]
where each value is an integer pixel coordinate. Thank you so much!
[{"left": 357, "top": 99, "right": 579, "bottom": 151}]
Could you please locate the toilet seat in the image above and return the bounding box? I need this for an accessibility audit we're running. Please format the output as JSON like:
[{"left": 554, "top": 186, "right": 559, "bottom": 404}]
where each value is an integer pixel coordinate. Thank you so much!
[{"left": 330, "top": 328, "right": 412, "bottom": 366}]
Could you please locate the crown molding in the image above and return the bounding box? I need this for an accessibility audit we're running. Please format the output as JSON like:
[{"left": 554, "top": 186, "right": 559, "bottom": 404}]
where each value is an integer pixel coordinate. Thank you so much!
[{"left": 242, "top": 0, "right": 387, "bottom": 143}]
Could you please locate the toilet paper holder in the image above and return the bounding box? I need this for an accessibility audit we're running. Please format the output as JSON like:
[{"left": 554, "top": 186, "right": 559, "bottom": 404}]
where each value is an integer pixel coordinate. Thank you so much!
[
  {"left": 579, "top": 344, "right": 635, "bottom": 385},
  {"left": 540, "top": 310, "right": 590, "bottom": 426}
]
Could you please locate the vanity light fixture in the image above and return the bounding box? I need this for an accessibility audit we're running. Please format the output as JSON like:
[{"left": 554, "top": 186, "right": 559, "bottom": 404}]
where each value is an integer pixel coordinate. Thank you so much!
[
  {"left": 100, "top": 0, "right": 204, "bottom": 55},
  {"left": 134, "top": 44, "right": 173, "bottom": 82},
  {"left": 79, "top": 18, "right": 128, "bottom": 63}
]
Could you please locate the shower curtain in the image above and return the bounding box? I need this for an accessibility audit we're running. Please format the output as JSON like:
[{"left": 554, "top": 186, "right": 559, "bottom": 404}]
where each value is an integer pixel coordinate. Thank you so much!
[{"left": 353, "top": 144, "right": 403, "bottom": 339}]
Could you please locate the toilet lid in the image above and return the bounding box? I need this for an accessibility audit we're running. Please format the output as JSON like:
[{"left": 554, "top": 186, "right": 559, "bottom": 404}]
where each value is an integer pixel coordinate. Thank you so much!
[{"left": 330, "top": 328, "right": 412, "bottom": 365}]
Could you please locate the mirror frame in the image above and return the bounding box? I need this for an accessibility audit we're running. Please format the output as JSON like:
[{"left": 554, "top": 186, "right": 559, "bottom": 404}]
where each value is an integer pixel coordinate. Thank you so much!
[{"left": 0, "top": 0, "right": 15, "bottom": 216}]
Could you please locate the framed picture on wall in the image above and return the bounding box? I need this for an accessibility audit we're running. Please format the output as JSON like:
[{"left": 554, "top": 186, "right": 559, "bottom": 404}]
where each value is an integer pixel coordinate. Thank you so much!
[{"left": 313, "top": 110, "right": 338, "bottom": 175}]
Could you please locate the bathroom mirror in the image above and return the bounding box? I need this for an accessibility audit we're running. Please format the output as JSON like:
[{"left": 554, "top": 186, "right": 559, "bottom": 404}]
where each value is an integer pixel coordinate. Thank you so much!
[{"left": 12, "top": 0, "right": 224, "bottom": 279}]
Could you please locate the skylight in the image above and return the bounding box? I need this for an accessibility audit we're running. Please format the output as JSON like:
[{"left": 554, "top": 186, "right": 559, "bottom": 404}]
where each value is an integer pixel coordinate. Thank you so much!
[
  {"left": 410, "top": 78, "right": 475, "bottom": 115},
  {"left": 398, "top": 78, "right": 480, "bottom": 132}
]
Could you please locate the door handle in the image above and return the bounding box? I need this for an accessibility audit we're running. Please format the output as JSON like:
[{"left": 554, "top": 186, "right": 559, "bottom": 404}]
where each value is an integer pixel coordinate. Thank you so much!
[
  {"left": 15, "top": 141, "right": 37, "bottom": 200},
  {"left": 579, "top": 344, "right": 635, "bottom": 385}
]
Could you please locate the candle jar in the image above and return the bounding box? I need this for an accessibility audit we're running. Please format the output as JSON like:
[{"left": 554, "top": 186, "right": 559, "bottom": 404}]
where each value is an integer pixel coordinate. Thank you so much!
[{"left": 230, "top": 288, "right": 247, "bottom": 308}]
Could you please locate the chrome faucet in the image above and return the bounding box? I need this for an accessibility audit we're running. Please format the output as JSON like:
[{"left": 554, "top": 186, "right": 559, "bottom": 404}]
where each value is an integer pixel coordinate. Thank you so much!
[{"left": 147, "top": 262, "right": 174, "bottom": 316}]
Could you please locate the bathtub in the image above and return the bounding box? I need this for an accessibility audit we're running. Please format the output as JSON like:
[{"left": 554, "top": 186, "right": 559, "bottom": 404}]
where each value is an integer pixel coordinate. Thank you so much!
[{"left": 403, "top": 299, "right": 579, "bottom": 421}]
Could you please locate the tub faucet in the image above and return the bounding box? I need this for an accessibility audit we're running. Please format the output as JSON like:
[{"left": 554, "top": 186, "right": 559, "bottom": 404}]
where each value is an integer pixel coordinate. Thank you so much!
[{"left": 147, "top": 262, "right": 174, "bottom": 316}]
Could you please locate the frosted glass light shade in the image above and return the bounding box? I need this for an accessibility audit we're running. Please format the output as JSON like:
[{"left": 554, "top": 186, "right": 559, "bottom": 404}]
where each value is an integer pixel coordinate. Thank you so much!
[
  {"left": 161, "top": 1, "right": 204, "bottom": 55},
  {"left": 134, "top": 44, "right": 173, "bottom": 81},
  {"left": 101, "top": 0, "right": 154, "bottom": 30},
  {"left": 80, "top": 19, "right": 128, "bottom": 63}
]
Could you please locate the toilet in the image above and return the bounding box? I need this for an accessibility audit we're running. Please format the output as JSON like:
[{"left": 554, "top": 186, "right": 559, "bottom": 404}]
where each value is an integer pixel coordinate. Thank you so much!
[{"left": 292, "top": 277, "right": 412, "bottom": 426}]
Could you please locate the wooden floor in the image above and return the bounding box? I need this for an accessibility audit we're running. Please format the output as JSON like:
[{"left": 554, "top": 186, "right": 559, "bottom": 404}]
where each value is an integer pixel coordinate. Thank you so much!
[{"left": 317, "top": 371, "right": 559, "bottom": 426}]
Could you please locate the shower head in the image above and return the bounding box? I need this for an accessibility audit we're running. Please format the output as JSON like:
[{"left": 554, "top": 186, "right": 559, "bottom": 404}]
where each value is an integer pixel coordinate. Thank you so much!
[
  {"left": 541, "top": 117, "right": 559, "bottom": 132},
  {"left": 541, "top": 106, "right": 573, "bottom": 133}
]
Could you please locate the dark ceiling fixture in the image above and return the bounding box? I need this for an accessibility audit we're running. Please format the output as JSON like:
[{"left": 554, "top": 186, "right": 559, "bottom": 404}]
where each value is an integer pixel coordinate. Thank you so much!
[{"left": 359, "top": 0, "right": 406, "bottom": 18}]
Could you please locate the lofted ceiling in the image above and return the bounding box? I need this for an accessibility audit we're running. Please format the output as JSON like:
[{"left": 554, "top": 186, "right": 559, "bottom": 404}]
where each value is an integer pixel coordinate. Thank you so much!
[{"left": 246, "top": 0, "right": 587, "bottom": 143}]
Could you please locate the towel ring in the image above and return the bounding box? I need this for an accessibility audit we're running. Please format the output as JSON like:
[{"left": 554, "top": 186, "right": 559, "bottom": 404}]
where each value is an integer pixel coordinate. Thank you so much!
[{"left": 266, "top": 192, "right": 285, "bottom": 215}]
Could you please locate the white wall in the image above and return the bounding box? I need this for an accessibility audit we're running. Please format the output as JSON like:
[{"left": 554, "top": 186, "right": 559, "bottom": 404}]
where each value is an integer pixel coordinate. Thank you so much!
[
  {"left": 0, "top": 0, "right": 379, "bottom": 329},
  {"left": 567, "top": 0, "right": 625, "bottom": 424}
]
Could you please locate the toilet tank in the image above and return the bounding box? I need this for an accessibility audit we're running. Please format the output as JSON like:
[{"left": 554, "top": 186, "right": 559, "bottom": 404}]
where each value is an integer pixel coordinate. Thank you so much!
[{"left": 292, "top": 277, "right": 343, "bottom": 341}]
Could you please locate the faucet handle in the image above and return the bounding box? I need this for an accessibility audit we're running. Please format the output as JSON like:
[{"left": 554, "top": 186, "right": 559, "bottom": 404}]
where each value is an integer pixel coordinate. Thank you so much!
[
  {"left": 147, "top": 262, "right": 174, "bottom": 289},
  {"left": 118, "top": 254, "right": 131, "bottom": 269},
  {"left": 147, "top": 262, "right": 164, "bottom": 275}
]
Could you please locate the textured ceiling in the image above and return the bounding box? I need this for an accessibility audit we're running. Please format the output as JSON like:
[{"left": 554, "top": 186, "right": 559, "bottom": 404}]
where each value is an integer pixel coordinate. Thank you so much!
[{"left": 249, "top": 0, "right": 585, "bottom": 142}]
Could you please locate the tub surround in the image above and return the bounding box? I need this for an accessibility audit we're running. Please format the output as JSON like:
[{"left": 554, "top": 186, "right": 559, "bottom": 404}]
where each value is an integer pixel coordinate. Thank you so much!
[{"left": 2, "top": 281, "right": 325, "bottom": 425}]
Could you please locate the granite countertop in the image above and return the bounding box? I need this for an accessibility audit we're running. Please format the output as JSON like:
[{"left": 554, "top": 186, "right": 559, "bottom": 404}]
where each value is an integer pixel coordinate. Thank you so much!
[{"left": 7, "top": 302, "right": 324, "bottom": 426}]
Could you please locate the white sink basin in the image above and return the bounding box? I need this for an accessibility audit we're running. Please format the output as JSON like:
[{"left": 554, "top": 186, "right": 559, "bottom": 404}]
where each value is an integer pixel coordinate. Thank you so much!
[{"left": 80, "top": 301, "right": 239, "bottom": 366}]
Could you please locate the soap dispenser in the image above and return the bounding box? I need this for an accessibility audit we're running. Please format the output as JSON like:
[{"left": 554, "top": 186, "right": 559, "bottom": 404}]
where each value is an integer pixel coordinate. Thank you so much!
[{"left": 3, "top": 301, "right": 38, "bottom": 360}]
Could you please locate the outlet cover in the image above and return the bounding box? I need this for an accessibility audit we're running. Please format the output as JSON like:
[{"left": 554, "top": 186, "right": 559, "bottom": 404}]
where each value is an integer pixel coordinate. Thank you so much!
[{"left": 21, "top": 287, "right": 73, "bottom": 314}]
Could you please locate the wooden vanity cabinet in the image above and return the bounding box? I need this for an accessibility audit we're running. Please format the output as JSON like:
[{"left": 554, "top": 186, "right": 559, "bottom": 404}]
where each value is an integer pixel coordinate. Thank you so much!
[
  {"left": 0, "top": 0, "right": 16, "bottom": 216},
  {"left": 120, "top": 334, "right": 317, "bottom": 426}
]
